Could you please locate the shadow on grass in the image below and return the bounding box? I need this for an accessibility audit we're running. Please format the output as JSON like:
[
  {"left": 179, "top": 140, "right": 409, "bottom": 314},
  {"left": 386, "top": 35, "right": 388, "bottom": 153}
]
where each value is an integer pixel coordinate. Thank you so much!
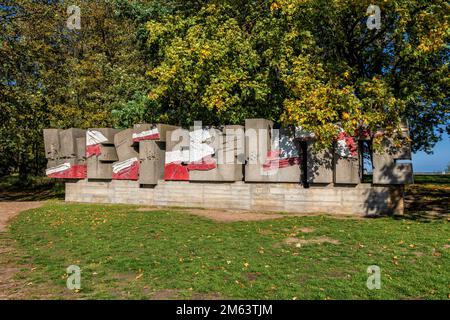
[
  {"left": 395, "top": 183, "right": 449, "bottom": 222},
  {"left": 0, "top": 176, "right": 65, "bottom": 201}
]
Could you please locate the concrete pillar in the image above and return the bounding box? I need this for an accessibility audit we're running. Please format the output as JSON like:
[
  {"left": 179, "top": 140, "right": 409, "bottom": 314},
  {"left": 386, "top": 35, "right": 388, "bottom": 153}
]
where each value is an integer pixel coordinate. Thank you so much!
[
  {"left": 59, "top": 128, "right": 86, "bottom": 158},
  {"left": 139, "top": 140, "right": 166, "bottom": 185},
  {"left": 43, "top": 129, "right": 62, "bottom": 160},
  {"left": 373, "top": 137, "right": 413, "bottom": 184},
  {"left": 306, "top": 142, "right": 333, "bottom": 184}
]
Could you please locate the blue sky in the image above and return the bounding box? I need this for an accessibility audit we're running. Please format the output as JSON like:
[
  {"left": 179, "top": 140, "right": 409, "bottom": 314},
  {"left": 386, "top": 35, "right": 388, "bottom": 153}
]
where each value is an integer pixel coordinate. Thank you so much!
[{"left": 412, "top": 132, "right": 449, "bottom": 172}]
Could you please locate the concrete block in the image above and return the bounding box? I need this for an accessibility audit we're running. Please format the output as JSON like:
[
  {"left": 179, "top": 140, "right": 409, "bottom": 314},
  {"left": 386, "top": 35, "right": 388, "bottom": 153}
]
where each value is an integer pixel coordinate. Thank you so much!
[
  {"left": 114, "top": 129, "right": 134, "bottom": 147},
  {"left": 223, "top": 125, "right": 246, "bottom": 164},
  {"left": 245, "top": 163, "right": 301, "bottom": 183},
  {"left": 64, "top": 179, "right": 406, "bottom": 215},
  {"left": 189, "top": 126, "right": 244, "bottom": 182},
  {"left": 373, "top": 155, "right": 413, "bottom": 184},
  {"left": 307, "top": 142, "right": 333, "bottom": 184},
  {"left": 134, "top": 123, "right": 180, "bottom": 142},
  {"left": 76, "top": 137, "right": 86, "bottom": 160},
  {"left": 275, "top": 165, "right": 301, "bottom": 183},
  {"left": 245, "top": 120, "right": 301, "bottom": 183},
  {"left": 43, "top": 129, "right": 62, "bottom": 159},
  {"left": 113, "top": 129, "right": 139, "bottom": 161},
  {"left": 59, "top": 129, "right": 86, "bottom": 157},
  {"left": 334, "top": 153, "right": 361, "bottom": 184},
  {"left": 56, "top": 157, "right": 85, "bottom": 166},
  {"left": 115, "top": 143, "right": 139, "bottom": 162},
  {"left": 89, "top": 128, "right": 120, "bottom": 145},
  {"left": 189, "top": 164, "right": 243, "bottom": 182},
  {"left": 245, "top": 119, "right": 273, "bottom": 163},
  {"left": 87, "top": 156, "right": 113, "bottom": 180},
  {"left": 166, "top": 128, "right": 190, "bottom": 151},
  {"left": 139, "top": 140, "right": 166, "bottom": 185},
  {"left": 46, "top": 159, "right": 58, "bottom": 169},
  {"left": 373, "top": 136, "right": 413, "bottom": 184},
  {"left": 98, "top": 145, "right": 119, "bottom": 162}
]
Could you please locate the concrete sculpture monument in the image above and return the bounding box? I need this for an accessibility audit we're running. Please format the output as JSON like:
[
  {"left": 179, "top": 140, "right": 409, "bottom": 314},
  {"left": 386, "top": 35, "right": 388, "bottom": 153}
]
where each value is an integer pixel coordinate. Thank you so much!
[{"left": 44, "top": 119, "right": 413, "bottom": 215}]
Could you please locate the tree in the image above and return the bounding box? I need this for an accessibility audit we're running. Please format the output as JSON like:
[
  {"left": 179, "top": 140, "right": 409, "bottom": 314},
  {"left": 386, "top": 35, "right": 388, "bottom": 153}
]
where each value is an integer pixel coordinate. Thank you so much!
[
  {"left": 1, "top": 0, "right": 448, "bottom": 177},
  {"left": 143, "top": 0, "right": 449, "bottom": 150},
  {"left": 0, "top": 0, "right": 148, "bottom": 177}
]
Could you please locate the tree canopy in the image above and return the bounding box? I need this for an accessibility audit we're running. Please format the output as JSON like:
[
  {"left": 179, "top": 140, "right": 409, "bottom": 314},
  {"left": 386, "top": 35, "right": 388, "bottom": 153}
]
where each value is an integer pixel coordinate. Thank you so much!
[
  {"left": 0, "top": 0, "right": 448, "bottom": 177},
  {"left": 143, "top": 0, "right": 449, "bottom": 150}
]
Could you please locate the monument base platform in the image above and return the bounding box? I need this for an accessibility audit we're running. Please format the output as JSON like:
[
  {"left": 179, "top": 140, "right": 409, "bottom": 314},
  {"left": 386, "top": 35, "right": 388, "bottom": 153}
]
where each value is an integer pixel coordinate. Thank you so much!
[{"left": 65, "top": 180, "right": 404, "bottom": 216}]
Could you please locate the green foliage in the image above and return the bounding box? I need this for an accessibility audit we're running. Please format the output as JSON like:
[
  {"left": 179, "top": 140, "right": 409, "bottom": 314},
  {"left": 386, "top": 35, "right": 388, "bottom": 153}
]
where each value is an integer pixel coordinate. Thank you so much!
[
  {"left": 144, "top": 0, "right": 449, "bottom": 150},
  {"left": 111, "top": 92, "right": 150, "bottom": 128},
  {"left": 145, "top": 4, "right": 274, "bottom": 125},
  {"left": 0, "top": 1, "right": 147, "bottom": 176},
  {"left": 0, "top": 0, "right": 448, "bottom": 176}
]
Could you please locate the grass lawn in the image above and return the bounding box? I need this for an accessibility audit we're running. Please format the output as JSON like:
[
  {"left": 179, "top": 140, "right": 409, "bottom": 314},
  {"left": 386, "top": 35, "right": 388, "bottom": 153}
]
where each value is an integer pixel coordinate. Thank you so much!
[{"left": 4, "top": 201, "right": 449, "bottom": 300}]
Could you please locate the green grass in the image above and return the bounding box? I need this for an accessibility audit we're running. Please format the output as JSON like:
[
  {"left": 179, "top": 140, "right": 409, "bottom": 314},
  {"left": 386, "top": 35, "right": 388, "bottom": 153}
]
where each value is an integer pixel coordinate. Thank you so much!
[
  {"left": 7, "top": 202, "right": 450, "bottom": 300},
  {"left": 362, "top": 174, "right": 450, "bottom": 185},
  {"left": 412, "top": 174, "right": 450, "bottom": 185}
]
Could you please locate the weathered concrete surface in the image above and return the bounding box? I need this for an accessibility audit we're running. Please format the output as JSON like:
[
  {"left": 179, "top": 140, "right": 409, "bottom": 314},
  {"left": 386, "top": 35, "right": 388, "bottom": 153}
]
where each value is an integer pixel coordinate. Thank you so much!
[
  {"left": 334, "top": 154, "right": 361, "bottom": 184},
  {"left": 139, "top": 140, "right": 166, "bottom": 185},
  {"left": 166, "top": 128, "right": 190, "bottom": 155},
  {"left": 89, "top": 128, "right": 120, "bottom": 145},
  {"left": 87, "top": 157, "right": 113, "bottom": 180},
  {"left": 59, "top": 128, "right": 86, "bottom": 157},
  {"left": 373, "top": 137, "right": 413, "bottom": 185},
  {"left": 98, "top": 145, "right": 119, "bottom": 162},
  {"left": 114, "top": 129, "right": 139, "bottom": 161},
  {"left": 134, "top": 123, "right": 180, "bottom": 142},
  {"left": 245, "top": 119, "right": 301, "bottom": 183},
  {"left": 56, "top": 157, "right": 85, "bottom": 166},
  {"left": 189, "top": 125, "right": 244, "bottom": 182},
  {"left": 306, "top": 142, "right": 333, "bottom": 184},
  {"left": 66, "top": 180, "right": 404, "bottom": 216},
  {"left": 76, "top": 137, "right": 86, "bottom": 161},
  {"left": 43, "top": 129, "right": 62, "bottom": 159},
  {"left": 245, "top": 119, "right": 273, "bottom": 183},
  {"left": 189, "top": 164, "right": 244, "bottom": 182},
  {"left": 373, "top": 156, "right": 413, "bottom": 184}
]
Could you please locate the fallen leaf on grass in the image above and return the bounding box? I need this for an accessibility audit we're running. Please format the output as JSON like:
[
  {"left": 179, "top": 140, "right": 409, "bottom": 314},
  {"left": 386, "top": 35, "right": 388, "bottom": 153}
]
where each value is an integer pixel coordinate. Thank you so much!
[{"left": 392, "top": 256, "right": 399, "bottom": 265}]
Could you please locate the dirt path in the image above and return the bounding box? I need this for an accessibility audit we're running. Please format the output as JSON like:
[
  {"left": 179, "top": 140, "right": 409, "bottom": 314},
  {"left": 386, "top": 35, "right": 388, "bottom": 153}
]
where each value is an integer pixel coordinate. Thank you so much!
[{"left": 0, "top": 201, "right": 44, "bottom": 232}]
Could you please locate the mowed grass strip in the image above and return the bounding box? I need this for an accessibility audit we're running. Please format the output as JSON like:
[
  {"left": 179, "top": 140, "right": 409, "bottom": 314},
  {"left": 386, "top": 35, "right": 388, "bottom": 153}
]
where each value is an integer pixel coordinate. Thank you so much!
[{"left": 9, "top": 202, "right": 450, "bottom": 300}]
